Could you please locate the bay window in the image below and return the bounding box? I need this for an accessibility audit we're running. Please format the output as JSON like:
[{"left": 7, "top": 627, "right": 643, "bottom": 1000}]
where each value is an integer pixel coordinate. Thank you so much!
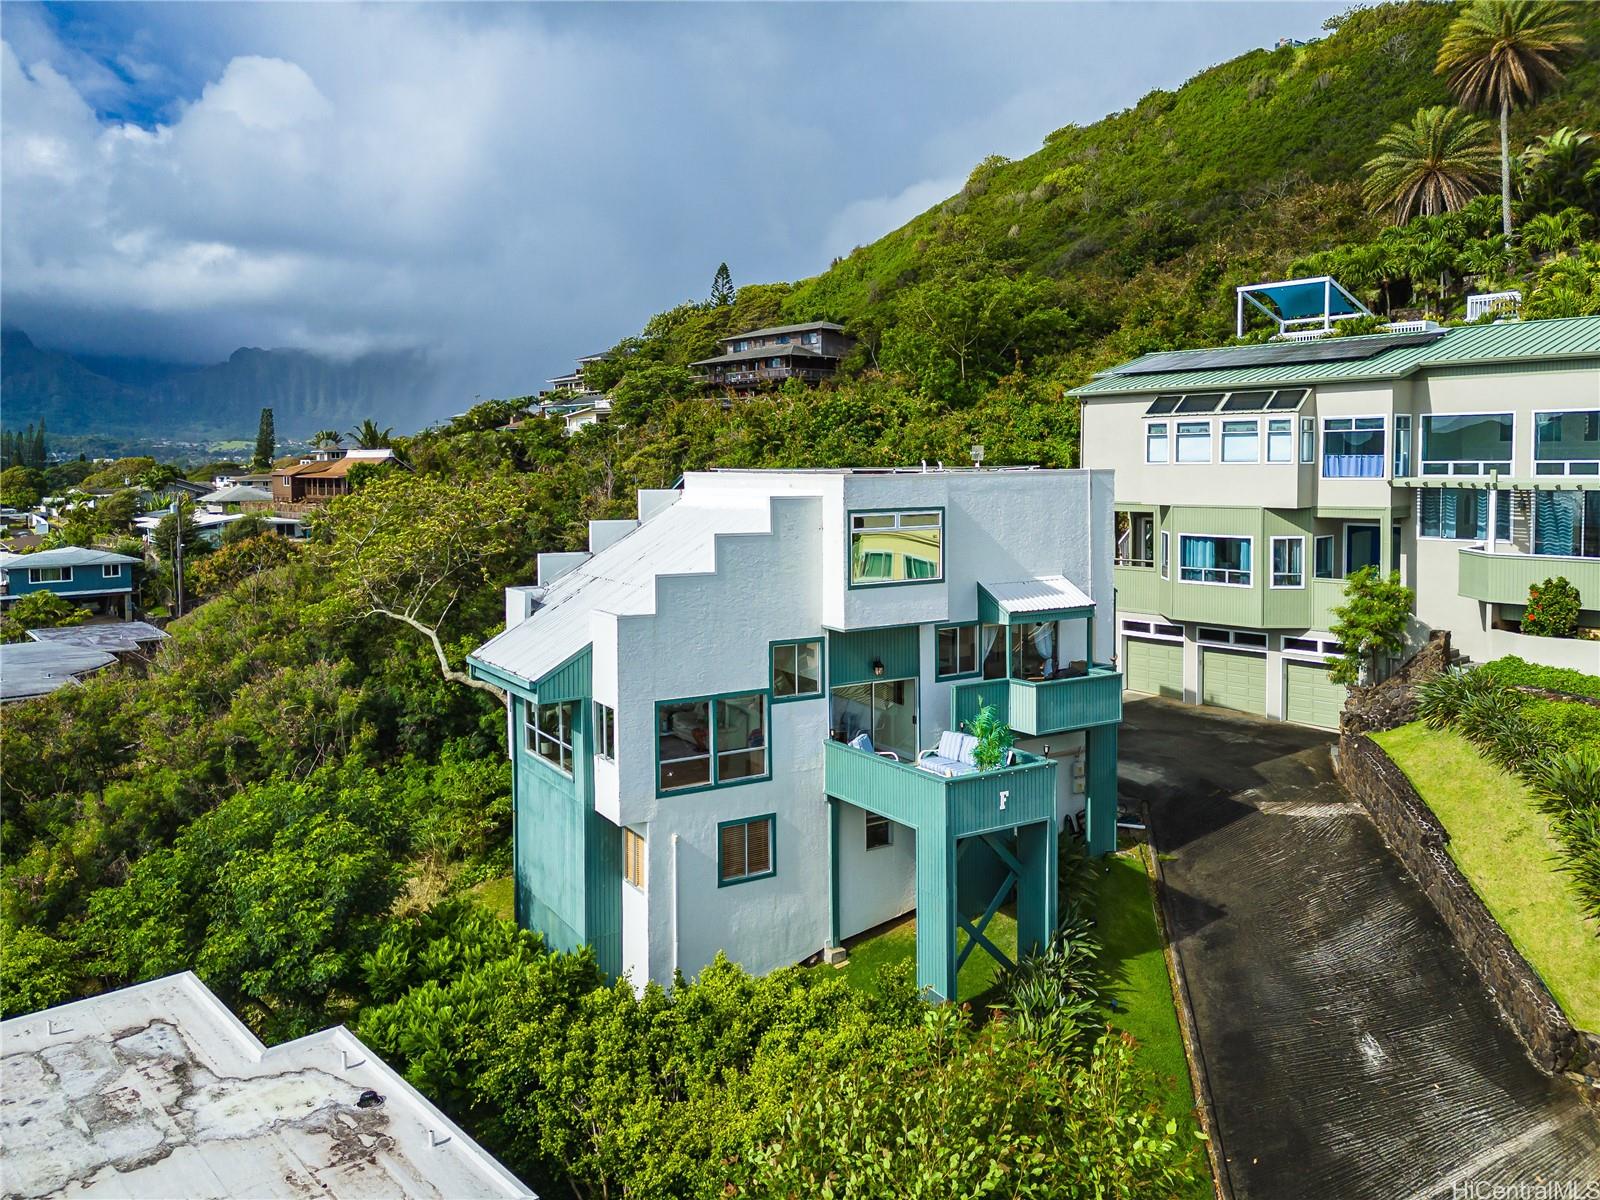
[
  {"left": 525, "top": 700, "right": 576, "bottom": 774},
  {"left": 1220, "top": 419, "right": 1260, "bottom": 463},
  {"left": 1267, "top": 418, "right": 1293, "bottom": 463}
]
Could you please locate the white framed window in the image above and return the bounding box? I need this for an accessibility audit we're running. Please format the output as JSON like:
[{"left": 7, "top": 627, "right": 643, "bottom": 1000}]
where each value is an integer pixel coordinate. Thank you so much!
[
  {"left": 865, "top": 813, "right": 893, "bottom": 850},
  {"left": 1300, "top": 417, "right": 1315, "bottom": 463},
  {"left": 1533, "top": 409, "right": 1600, "bottom": 477},
  {"left": 1420, "top": 412, "right": 1513, "bottom": 477},
  {"left": 1159, "top": 531, "right": 1170, "bottom": 580},
  {"left": 1266, "top": 418, "right": 1293, "bottom": 463},
  {"left": 1175, "top": 421, "right": 1211, "bottom": 463},
  {"left": 1178, "top": 535, "right": 1251, "bottom": 586},
  {"left": 27, "top": 567, "right": 69, "bottom": 584},
  {"left": 1270, "top": 536, "right": 1305, "bottom": 589},
  {"left": 525, "top": 700, "right": 576, "bottom": 774},
  {"left": 1393, "top": 414, "right": 1413, "bottom": 477},
  {"left": 1115, "top": 511, "right": 1155, "bottom": 567},
  {"left": 1321, "top": 416, "right": 1387, "bottom": 479},
  {"left": 623, "top": 827, "right": 646, "bottom": 889},
  {"left": 1221, "top": 419, "right": 1260, "bottom": 463},
  {"left": 594, "top": 701, "right": 617, "bottom": 760},
  {"left": 1145, "top": 422, "right": 1170, "bottom": 464},
  {"left": 102, "top": 564, "right": 123, "bottom": 579}
]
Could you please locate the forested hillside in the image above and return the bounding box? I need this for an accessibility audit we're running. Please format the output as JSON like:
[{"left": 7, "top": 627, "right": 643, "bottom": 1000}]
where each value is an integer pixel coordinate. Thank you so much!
[{"left": 3, "top": 4, "right": 1597, "bottom": 1196}]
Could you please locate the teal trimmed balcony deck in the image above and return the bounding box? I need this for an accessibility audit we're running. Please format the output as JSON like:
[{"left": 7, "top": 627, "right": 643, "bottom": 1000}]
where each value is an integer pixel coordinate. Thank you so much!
[
  {"left": 1458, "top": 547, "right": 1600, "bottom": 609},
  {"left": 823, "top": 738, "right": 1058, "bottom": 837},
  {"left": 949, "top": 666, "right": 1122, "bottom": 737}
]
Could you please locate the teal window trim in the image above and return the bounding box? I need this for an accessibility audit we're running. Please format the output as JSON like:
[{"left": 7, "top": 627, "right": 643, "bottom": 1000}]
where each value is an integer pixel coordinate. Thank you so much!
[
  {"left": 846, "top": 506, "right": 946, "bottom": 589},
  {"left": 717, "top": 813, "right": 777, "bottom": 887},
  {"left": 770, "top": 637, "right": 825, "bottom": 703},
  {"left": 655, "top": 689, "right": 773, "bottom": 798},
  {"left": 934, "top": 621, "right": 982, "bottom": 680}
]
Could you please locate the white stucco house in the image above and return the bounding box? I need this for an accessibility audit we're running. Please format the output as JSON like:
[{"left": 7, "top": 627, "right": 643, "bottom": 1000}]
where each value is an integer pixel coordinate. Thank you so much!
[{"left": 468, "top": 466, "right": 1123, "bottom": 1002}]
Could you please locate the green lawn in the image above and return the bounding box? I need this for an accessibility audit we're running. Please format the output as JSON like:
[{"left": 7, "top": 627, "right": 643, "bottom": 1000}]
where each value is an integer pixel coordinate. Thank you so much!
[
  {"left": 471, "top": 874, "right": 515, "bottom": 922},
  {"left": 821, "top": 909, "right": 1020, "bottom": 1004},
  {"left": 1374, "top": 722, "right": 1600, "bottom": 1030}
]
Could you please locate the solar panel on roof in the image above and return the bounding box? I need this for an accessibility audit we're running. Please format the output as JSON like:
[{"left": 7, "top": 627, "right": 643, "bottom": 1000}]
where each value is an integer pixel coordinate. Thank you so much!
[
  {"left": 1221, "top": 390, "right": 1274, "bottom": 412},
  {"left": 1267, "top": 388, "right": 1309, "bottom": 410},
  {"left": 1175, "top": 393, "right": 1225, "bottom": 413},
  {"left": 1145, "top": 395, "right": 1181, "bottom": 415},
  {"left": 1112, "top": 331, "right": 1444, "bottom": 376}
]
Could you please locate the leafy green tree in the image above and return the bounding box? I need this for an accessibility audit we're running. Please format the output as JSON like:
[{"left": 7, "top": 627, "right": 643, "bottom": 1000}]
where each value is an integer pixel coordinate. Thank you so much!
[
  {"left": 1328, "top": 567, "right": 1415, "bottom": 685},
  {"left": 347, "top": 419, "right": 395, "bottom": 449},
  {"left": 608, "top": 363, "right": 701, "bottom": 425},
  {"left": 0, "top": 591, "right": 90, "bottom": 643},
  {"left": 0, "top": 466, "right": 45, "bottom": 509},
  {"left": 1519, "top": 127, "right": 1598, "bottom": 215},
  {"left": 137, "top": 464, "right": 182, "bottom": 490},
  {"left": 252, "top": 408, "right": 276, "bottom": 470},
  {"left": 1522, "top": 575, "right": 1582, "bottom": 638},
  {"left": 710, "top": 261, "right": 735, "bottom": 307},
  {"left": 95, "top": 489, "right": 140, "bottom": 532},
  {"left": 323, "top": 472, "right": 544, "bottom": 695},
  {"left": 0, "top": 926, "right": 80, "bottom": 1017},
  {"left": 1436, "top": 0, "right": 1582, "bottom": 238},
  {"left": 1520, "top": 206, "right": 1591, "bottom": 253},
  {"left": 191, "top": 532, "right": 296, "bottom": 599},
  {"left": 1361, "top": 106, "right": 1497, "bottom": 223}
]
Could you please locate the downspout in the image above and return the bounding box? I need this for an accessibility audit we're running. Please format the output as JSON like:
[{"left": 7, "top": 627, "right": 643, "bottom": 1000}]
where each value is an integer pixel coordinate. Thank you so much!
[{"left": 670, "top": 832, "right": 681, "bottom": 980}]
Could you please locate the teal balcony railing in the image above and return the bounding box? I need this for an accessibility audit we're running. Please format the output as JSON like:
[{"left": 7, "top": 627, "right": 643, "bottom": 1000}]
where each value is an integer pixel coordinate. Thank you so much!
[
  {"left": 949, "top": 665, "right": 1122, "bottom": 737},
  {"left": 823, "top": 739, "right": 1058, "bottom": 839}
]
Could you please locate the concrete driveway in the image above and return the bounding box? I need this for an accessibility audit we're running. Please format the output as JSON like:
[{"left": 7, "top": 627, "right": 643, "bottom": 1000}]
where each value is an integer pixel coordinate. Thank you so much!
[{"left": 1119, "top": 697, "right": 1600, "bottom": 1200}]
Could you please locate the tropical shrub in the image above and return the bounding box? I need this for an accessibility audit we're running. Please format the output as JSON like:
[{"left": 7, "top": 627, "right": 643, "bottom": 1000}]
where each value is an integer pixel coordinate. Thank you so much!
[
  {"left": 0, "top": 591, "right": 90, "bottom": 643},
  {"left": 1522, "top": 575, "right": 1583, "bottom": 638},
  {"left": 969, "top": 703, "right": 1015, "bottom": 770},
  {"left": 1476, "top": 655, "right": 1600, "bottom": 701}
]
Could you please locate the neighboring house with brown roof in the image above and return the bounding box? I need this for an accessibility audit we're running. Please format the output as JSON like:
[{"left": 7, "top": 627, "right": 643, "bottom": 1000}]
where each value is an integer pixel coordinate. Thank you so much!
[
  {"left": 270, "top": 448, "right": 401, "bottom": 504},
  {"left": 692, "top": 321, "right": 855, "bottom": 392}
]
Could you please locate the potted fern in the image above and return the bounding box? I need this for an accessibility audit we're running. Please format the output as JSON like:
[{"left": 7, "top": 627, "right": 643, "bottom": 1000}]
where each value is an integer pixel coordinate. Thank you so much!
[{"left": 969, "top": 704, "right": 1015, "bottom": 771}]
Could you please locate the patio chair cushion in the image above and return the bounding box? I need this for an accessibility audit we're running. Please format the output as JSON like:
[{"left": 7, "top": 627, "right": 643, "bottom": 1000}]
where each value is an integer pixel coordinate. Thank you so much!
[
  {"left": 937, "top": 730, "right": 980, "bottom": 765},
  {"left": 847, "top": 732, "right": 875, "bottom": 754}
]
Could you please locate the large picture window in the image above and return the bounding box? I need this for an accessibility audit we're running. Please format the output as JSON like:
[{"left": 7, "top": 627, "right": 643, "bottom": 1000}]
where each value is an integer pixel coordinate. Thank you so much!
[
  {"left": 525, "top": 700, "right": 576, "bottom": 774},
  {"left": 1420, "top": 413, "right": 1512, "bottom": 476},
  {"left": 1178, "top": 535, "right": 1251, "bottom": 586},
  {"left": 1321, "top": 417, "right": 1386, "bottom": 478},
  {"left": 772, "top": 639, "right": 823, "bottom": 700},
  {"left": 658, "top": 693, "right": 768, "bottom": 792},
  {"left": 718, "top": 815, "right": 775, "bottom": 885},
  {"left": 1419, "top": 489, "right": 1511, "bottom": 541},
  {"left": 850, "top": 511, "right": 943, "bottom": 585},
  {"left": 27, "top": 567, "right": 69, "bottom": 584},
  {"left": 1534, "top": 410, "right": 1600, "bottom": 476},
  {"left": 1533, "top": 490, "right": 1600, "bottom": 559}
]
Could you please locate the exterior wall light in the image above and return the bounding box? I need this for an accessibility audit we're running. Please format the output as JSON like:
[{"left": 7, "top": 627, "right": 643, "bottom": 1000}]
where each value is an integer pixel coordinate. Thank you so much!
[{"left": 872, "top": 659, "right": 885, "bottom": 677}]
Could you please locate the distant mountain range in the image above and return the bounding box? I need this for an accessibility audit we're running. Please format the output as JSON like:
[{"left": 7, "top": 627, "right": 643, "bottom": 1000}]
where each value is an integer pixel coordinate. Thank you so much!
[{"left": 0, "top": 328, "right": 439, "bottom": 441}]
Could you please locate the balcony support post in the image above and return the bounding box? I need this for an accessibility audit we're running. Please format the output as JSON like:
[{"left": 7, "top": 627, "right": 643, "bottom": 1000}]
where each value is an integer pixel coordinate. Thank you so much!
[
  {"left": 913, "top": 811, "right": 958, "bottom": 1003},
  {"left": 826, "top": 797, "right": 841, "bottom": 950},
  {"left": 1015, "top": 819, "right": 1059, "bottom": 960},
  {"left": 1086, "top": 724, "right": 1118, "bottom": 857}
]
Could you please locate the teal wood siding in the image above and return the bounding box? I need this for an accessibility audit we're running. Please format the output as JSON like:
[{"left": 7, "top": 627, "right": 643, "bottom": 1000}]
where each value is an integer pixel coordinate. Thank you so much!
[
  {"left": 950, "top": 671, "right": 1121, "bottom": 737},
  {"left": 507, "top": 648, "right": 621, "bottom": 978},
  {"left": 1086, "top": 725, "right": 1118, "bottom": 856},
  {"left": 2, "top": 565, "right": 133, "bottom": 599},
  {"left": 828, "top": 625, "right": 920, "bottom": 686},
  {"left": 1458, "top": 548, "right": 1600, "bottom": 610},
  {"left": 823, "top": 740, "right": 1057, "bottom": 838}
]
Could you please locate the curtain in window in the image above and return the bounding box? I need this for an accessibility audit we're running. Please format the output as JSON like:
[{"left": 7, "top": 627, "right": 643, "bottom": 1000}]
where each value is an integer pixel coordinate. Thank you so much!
[
  {"left": 1535, "top": 490, "right": 1580, "bottom": 556},
  {"left": 1181, "top": 537, "right": 1216, "bottom": 570},
  {"left": 1031, "top": 623, "right": 1055, "bottom": 672},
  {"left": 1237, "top": 540, "right": 1252, "bottom": 573}
]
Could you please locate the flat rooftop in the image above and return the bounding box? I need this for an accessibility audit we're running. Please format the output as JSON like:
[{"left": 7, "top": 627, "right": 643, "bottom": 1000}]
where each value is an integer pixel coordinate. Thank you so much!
[
  {"left": 0, "top": 641, "right": 117, "bottom": 701},
  {"left": 26, "top": 621, "right": 168, "bottom": 653},
  {"left": 0, "top": 973, "right": 533, "bottom": 1199}
]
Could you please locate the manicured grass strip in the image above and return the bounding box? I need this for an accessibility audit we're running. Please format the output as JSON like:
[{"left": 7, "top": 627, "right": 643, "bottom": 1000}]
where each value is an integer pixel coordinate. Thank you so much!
[
  {"left": 471, "top": 874, "right": 515, "bottom": 922},
  {"left": 822, "top": 910, "right": 1019, "bottom": 1003},
  {"left": 1374, "top": 722, "right": 1600, "bottom": 1030}
]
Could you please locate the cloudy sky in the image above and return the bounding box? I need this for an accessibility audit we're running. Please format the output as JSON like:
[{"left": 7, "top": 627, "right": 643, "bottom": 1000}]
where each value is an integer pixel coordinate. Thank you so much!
[{"left": 3, "top": 1, "right": 1338, "bottom": 410}]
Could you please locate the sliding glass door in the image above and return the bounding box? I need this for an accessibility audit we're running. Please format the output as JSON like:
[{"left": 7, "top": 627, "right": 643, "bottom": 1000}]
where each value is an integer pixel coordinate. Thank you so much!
[{"left": 830, "top": 679, "right": 919, "bottom": 760}]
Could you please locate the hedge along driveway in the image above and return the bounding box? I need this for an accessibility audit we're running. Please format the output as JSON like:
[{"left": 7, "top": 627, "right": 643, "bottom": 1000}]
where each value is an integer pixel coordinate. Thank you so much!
[{"left": 1373, "top": 722, "right": 1600, "bottom": 1030}]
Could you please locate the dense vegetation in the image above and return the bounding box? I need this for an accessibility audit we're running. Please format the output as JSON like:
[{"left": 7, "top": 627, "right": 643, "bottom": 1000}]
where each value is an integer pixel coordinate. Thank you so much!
[
  {"left": 1415, "top": 662, "right": 1600, "bottom": 926},
  {"left": 3, "top": 3, "right": 1598, "bottom": 1193}
]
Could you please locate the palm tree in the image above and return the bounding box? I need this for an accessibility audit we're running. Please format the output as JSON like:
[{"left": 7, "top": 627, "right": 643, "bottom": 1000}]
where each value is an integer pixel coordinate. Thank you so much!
[
  {"left": 1362, "top": 106, "right": 1498, "bottom": 224},
  {"left": 347, "top": 419, "right": 394, "bottom": 450},
  {"left": 310, "top": 429, "right": 343, "bottom": 449},
  {"left": 1436, "top": 0, "right": 1582, "bottom": 238},
  {"left": 1520, "top": 207, "right": 1592, "bottom": 254}
]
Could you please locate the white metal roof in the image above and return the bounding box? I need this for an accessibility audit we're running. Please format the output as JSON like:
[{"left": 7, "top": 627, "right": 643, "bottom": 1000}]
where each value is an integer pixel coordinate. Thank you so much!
[
  {"left": 0, "top": 642, "right": 118, "bottom": 700},
  {"left": 983, "top": 575, "right": 1095, "bottom": 613},
  {"left": 199, "top": 484, "right": 274, "bottom": 504},
  {"left": 0, "top": 547, "right": 141, "bottom": 571},
  {"left": 472, "top": 494, "right": 771, "bottom": 686},
  {"left": 0, "top": 972, "right": 534, "bottom": 1198}
]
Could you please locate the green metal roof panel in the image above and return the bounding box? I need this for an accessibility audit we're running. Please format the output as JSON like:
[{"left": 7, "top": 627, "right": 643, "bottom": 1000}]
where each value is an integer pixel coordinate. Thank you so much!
[{"left": 1072, "top": 316, "right": 1600, "bottom": 397}]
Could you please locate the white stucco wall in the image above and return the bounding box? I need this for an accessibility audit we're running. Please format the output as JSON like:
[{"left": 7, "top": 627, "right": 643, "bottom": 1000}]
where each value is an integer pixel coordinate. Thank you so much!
[{"left": 836, "top": 805, "right": 916, "bottom": 941}]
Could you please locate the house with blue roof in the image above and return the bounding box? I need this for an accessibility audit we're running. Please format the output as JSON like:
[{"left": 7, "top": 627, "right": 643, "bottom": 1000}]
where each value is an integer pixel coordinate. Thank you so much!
[{"left": 0, "top": 547, "right": 142, "bottom": 620}]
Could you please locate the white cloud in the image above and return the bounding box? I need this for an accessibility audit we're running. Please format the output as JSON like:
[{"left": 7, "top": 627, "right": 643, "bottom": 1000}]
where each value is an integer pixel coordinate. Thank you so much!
[{"left": 822, "top": 174, "right": 964, "bottom": 263}]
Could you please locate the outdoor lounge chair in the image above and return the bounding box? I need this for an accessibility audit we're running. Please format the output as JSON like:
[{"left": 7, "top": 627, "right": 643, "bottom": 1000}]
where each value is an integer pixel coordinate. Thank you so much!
[
  {"left": 847, "top": 731, "right": 900, "bottom": 761},
  {"left": 916, "top": 730, "right": 1017, "bottom": 777}
]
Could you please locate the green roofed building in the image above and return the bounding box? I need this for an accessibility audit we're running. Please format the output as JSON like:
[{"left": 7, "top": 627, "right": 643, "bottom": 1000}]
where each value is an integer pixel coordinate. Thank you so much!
[{"left": 1072, "top": 306, "right": 1600, "bottom": 728}]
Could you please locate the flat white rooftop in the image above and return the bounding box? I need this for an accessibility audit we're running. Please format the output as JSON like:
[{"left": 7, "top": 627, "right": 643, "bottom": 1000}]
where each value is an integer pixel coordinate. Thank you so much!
[{"left": 0, "top": 973, "right": 533, "bottom": 1199}]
